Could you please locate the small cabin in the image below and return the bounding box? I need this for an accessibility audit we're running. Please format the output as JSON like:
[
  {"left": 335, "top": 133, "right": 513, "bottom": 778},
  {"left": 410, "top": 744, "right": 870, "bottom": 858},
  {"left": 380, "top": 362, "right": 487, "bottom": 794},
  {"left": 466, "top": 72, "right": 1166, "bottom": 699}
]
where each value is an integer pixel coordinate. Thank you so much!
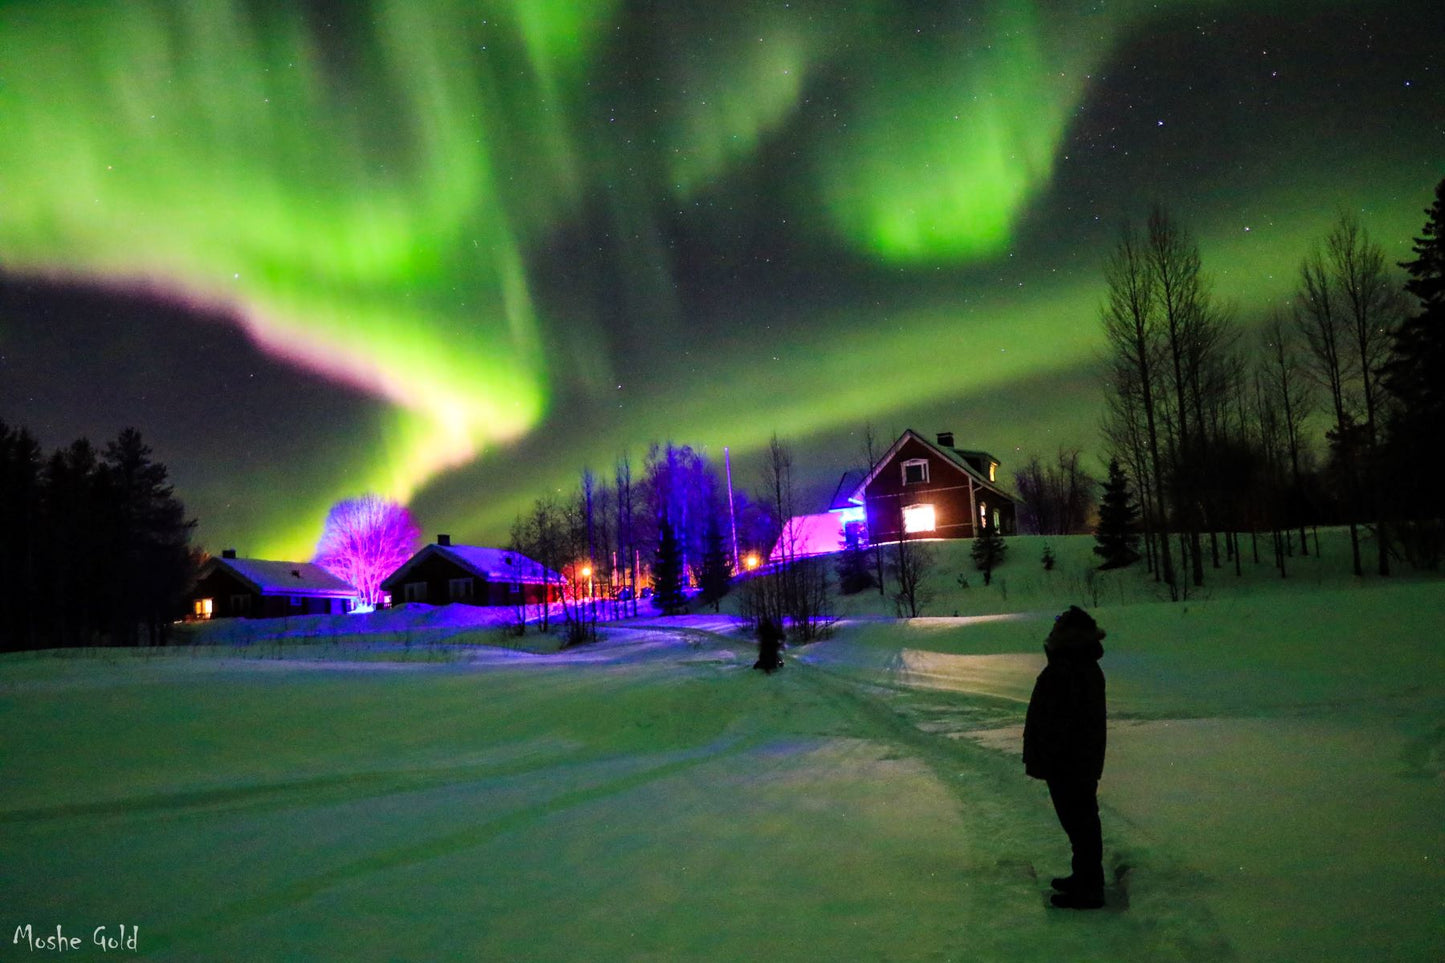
[
  {"left": 190, "top": 551, "right": 356, "bottom": 619},
  {"left": 379, "top": 536, "right": 562, "bottom": 607}
]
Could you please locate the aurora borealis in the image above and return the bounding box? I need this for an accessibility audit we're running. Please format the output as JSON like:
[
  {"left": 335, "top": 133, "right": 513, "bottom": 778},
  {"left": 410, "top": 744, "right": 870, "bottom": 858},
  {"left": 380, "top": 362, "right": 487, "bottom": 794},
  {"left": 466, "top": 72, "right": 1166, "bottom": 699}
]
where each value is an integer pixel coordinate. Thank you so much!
[{"left": 1, "top": 1, "right": 1440, "bottom": 557}]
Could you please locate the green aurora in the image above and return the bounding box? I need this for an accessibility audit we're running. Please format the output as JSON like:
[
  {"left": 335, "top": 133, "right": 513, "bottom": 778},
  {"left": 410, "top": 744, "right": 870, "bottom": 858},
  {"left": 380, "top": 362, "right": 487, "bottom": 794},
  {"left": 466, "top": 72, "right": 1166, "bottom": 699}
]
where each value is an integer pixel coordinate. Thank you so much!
[{"left": 0, "top": 0, "right": 1439, "bottom": 556}]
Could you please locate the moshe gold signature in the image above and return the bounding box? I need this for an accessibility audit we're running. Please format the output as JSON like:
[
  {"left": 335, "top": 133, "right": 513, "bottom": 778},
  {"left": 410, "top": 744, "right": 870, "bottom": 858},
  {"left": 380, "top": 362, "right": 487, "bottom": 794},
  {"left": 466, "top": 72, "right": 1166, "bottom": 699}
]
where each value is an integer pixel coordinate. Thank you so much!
[{"left": 12, "top": 924, "right": 139, "bottom": 953}]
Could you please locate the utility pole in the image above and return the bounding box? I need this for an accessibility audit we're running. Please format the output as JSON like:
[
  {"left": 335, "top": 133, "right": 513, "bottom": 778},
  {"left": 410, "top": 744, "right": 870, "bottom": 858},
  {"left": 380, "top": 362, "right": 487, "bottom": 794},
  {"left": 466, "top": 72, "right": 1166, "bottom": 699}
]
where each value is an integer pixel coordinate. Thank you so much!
[{"left": 725, "top": 445, "right": 740, "bottom": 572}]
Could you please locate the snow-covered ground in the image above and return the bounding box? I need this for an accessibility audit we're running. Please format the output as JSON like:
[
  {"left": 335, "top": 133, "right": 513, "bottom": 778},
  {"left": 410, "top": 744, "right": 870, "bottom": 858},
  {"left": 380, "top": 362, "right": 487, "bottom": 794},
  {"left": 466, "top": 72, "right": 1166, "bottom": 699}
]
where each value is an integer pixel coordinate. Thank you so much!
[{"left": 1, "top": 534, "right": 1441, "bottom": 961}]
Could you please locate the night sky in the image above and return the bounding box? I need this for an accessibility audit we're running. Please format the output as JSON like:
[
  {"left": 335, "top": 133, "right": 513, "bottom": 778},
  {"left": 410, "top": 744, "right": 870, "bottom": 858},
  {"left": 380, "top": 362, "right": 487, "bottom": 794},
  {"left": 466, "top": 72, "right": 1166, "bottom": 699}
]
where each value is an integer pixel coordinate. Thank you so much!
[{"left": 1, "top": 1, "right": 1440, "bottom": 558}]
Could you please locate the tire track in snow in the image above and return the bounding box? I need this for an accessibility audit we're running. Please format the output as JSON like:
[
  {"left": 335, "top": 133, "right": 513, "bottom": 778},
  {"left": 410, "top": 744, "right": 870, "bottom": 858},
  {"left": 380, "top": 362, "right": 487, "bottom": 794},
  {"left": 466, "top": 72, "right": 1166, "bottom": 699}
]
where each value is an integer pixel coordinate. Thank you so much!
[
  {"left": 150, "top": 729, "right": 775, "bottom": 954},
  {"left": 790, "top": 649, "right": 1238, "bottom": 960}
]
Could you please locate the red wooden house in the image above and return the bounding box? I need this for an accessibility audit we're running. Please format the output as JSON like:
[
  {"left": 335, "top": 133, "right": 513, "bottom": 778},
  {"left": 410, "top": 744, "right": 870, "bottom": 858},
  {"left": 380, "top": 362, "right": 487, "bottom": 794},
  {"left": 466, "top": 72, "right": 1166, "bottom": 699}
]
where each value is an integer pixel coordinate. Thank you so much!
[
  {"left": 189, "top": 551, "right": 357, "bottom": 619},
  {"left": 379, "top": 535, "right": 562, "bottom": 607},
  {"left": 837, "top": 430, "right": 1016, "bottom": 544}
]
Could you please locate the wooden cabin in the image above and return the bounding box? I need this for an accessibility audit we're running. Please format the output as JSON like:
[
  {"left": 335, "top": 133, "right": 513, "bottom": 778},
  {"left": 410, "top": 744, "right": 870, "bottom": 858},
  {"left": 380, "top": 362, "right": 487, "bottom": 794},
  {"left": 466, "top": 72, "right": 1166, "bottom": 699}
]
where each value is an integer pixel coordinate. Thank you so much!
[
  {"left": 189, "top": 551, "right": 356, "bottom": 619},
  {"left": 379, "top": 536, "right": 562, "bottom": 607}
]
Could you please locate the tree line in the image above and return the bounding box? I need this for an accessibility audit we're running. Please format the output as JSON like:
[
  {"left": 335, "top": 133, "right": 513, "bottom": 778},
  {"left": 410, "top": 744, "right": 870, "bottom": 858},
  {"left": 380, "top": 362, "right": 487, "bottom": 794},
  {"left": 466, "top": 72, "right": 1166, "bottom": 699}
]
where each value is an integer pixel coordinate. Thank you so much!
[
  {"left": 1089, "top": 178, "right": 1445, "bottom": 596},
  {"left": 505, "top": 440, "right": 777, "bottom": 645},
  {"left": 0, "top": 423, "right": 196, "bottom": 649}
]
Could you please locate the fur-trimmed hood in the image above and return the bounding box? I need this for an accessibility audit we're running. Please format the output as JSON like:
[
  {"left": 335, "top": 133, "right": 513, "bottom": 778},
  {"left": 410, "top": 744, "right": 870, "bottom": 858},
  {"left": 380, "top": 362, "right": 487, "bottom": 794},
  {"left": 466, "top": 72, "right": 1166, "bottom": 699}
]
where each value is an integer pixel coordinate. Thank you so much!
[{"left": 1044, "top": 605, "right": 1106, "bottom": 662}]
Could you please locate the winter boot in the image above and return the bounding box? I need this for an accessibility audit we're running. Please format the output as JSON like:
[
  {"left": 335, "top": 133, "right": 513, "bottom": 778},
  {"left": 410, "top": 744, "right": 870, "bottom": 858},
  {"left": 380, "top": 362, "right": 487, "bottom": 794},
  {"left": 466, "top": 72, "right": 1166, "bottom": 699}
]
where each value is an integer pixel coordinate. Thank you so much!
[{"left": 1050, "top": 889, "right": 1105, "bottom": 910}]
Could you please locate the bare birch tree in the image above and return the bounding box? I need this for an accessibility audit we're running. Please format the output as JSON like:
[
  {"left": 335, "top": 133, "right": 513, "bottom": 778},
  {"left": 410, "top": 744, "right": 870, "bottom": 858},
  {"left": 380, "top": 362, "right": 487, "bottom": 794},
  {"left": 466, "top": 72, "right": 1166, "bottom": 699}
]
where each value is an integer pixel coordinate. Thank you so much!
[
  {"left": 1296, "top": 212, "right": 1402, "bottom": 576},
  {"left": 1100, "top": 220, "right": 1177, "bottom": 597}
]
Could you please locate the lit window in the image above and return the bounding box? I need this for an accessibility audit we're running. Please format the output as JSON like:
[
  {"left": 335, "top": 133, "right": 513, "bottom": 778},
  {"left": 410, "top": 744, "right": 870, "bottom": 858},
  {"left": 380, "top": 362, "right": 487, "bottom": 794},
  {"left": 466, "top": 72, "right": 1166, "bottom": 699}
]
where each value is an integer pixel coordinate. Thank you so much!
[
  {"left": 902, "top": 503, "right": 936, "bottom": 533},
  {"left": 979, "top": 502, "right": 988, "bottom": 523},
  {"left": 988, "top": 462, "right": 997, "bottom": 482},
  {"left": 902, "top": 459, "right": 929, "bottom": 485},
  {"left": 993, "top": 509, "right": 1002, "bottom": 531},
  {"left": 194, "top": 598, "right": 213, "bottom": 619}
]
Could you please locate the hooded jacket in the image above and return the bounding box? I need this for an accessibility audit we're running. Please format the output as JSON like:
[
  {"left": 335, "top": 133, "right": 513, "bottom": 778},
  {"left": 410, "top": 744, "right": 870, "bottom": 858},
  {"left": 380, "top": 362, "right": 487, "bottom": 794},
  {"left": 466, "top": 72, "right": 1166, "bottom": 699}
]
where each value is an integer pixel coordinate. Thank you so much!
[{"left": 1023, "top": 608, "right": 1107, "bottom": 782}]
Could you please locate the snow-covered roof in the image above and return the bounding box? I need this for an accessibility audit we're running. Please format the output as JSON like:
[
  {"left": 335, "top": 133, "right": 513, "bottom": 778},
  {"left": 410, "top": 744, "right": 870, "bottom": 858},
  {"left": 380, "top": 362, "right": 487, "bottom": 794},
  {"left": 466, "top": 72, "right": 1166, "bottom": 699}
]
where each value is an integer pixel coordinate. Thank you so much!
[
  {"left": 768, "top": 513, "right": 847, "bottom": 561},
  {"left": 383, "top": 543, "right": 562, "bottom": 586},
  {"left": 438, "top": 544, "right": 561, "bottom": 583},
  {"left": 203, "top": 557, "right": 356, "bottom": 598}
]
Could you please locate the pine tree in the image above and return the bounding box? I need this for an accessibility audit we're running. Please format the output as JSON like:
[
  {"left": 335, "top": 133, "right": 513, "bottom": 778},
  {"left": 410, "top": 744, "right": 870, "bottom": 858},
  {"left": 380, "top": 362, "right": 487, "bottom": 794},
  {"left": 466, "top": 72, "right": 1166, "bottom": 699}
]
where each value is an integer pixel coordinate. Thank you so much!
[
  {"left": 652, "top": 519, "right": 686, "bottom": 615},
  {"left": 1380, "top": 177, "right": 1445, "bottom": 566},
  {"left": 970, "top": 522, "right": 1007, "bottom": 586},
  {"left": 0, "top": 420, "right": 44, "bottom": 650},
  {"left": 42, "top": 439, "right": 107, "bottom": 646},
  {"left": 835, "top": 525, "right": 876, "bottom": 595},
  {"left": 697, "top": 517, "right": 732, "bottom": 612},
  {"left": 101, "top": 428, "right": 196, "bottom": 645},
  {"left": 1094, "top": 457, "right": 1142, "bottom": 569}
]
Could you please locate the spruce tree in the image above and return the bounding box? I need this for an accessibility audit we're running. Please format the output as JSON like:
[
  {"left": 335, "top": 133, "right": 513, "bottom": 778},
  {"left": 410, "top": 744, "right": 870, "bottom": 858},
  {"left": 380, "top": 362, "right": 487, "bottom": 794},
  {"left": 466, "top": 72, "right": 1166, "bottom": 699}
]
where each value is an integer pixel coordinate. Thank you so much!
[
  {"left": 651, "top": 519, "right": 686, "bottom": 615},
  {"left": 1094, "top": 457, "right": 1142, "bottom": 569},
  {"left": 970, "top": 522, "right": 1007, "bottom": 586},
  {"left": 835, "top": 526, "right": 876, "bottom": 595},
  {"left": 102, "top": 428, "right": 196, "bottom": 645},
  {"left": 0, "top": 421, "right": 44, "bottom": 650},
  {"left": 1381, "top": 178, "right": 1445, "bottom": 565},
  {"left": 697, "top": 517, "right": 732, "bottom": 612}
]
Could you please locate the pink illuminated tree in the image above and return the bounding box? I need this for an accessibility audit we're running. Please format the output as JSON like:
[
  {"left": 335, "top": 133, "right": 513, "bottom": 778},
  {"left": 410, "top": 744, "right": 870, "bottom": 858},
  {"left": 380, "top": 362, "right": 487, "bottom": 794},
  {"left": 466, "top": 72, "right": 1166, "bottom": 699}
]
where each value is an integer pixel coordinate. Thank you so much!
[{"left": 313, "top": 494, "right": 421, "bottom": 608}]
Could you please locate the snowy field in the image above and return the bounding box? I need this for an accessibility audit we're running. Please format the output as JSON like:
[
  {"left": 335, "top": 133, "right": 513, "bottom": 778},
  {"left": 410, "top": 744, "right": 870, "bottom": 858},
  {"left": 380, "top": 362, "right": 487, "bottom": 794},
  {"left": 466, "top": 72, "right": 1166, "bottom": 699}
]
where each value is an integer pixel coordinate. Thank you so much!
[{"left": 1, "top": 535, "right": 1441, "bottom": 961}]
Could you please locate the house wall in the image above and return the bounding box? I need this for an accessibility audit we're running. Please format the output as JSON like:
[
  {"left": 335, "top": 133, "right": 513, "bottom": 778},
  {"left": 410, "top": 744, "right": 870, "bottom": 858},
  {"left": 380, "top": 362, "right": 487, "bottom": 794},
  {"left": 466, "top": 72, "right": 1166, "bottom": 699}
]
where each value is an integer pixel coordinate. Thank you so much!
[
  {"left": 252, "top": 595, "right": 350, "bottom": 618},
  {"left": 189, "top": 569, "right": 349, "bottom": 619},
  {"left": 864, "top": 436, "right": 979, "bottom": 544},
  {"left": 860, "top": 436, "right": 1016, "bottom": 543},
  {"left": 191, "top": 568, "right": 258, "bottom": 619}
]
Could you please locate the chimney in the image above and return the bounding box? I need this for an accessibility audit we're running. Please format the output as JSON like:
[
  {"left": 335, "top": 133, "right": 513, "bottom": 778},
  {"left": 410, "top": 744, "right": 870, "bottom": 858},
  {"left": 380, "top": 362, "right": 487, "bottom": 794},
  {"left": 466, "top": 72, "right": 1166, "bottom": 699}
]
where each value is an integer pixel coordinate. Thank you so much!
[
  {"left": 437, "top": 534, "right": 451, "bottom": 546},
  {"left": 221, "top": 549, "right": 237, "bottom": 559},
  {"left": 936, "top": 431, "right": 955, "bottom": 449}
]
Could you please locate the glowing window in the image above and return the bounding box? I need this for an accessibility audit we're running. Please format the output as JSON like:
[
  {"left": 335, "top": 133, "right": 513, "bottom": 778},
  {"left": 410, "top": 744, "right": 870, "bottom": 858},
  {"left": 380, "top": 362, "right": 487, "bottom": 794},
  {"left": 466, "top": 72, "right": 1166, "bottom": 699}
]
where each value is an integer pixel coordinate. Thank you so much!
[
  {"left": 902, "top": 503, "right": 936, "bottom": 533},
  {"left": 902, "top": 459, "right": 929, "bottom": 485},
  {"left": 194, "top": 598, "right": 213, "bottom": 619},
  {"left": 979, "top": 502, "right": 988, "bottom": 524},
  {"left": 988, "top": 462, "right": 997, "bottom": 482}
]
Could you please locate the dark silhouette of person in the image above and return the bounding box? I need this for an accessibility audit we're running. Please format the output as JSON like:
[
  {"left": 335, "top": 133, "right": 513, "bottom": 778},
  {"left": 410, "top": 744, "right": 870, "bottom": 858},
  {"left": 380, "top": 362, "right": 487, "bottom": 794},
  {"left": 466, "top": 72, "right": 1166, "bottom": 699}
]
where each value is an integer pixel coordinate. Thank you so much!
[
  {"left": 753, "top": 617, "right": 784, "bottom": 673},
  {"left": 1023, "top": 605, "right": 1107, "bottom": 909}
]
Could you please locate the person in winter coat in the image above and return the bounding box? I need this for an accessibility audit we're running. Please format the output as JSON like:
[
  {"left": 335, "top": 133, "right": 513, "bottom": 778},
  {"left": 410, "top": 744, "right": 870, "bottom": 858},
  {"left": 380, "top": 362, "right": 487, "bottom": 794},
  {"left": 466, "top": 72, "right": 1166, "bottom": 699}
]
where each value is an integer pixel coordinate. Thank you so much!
[{"left": 1023, "top": 605, "right": 1108, "bottom": 909}]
